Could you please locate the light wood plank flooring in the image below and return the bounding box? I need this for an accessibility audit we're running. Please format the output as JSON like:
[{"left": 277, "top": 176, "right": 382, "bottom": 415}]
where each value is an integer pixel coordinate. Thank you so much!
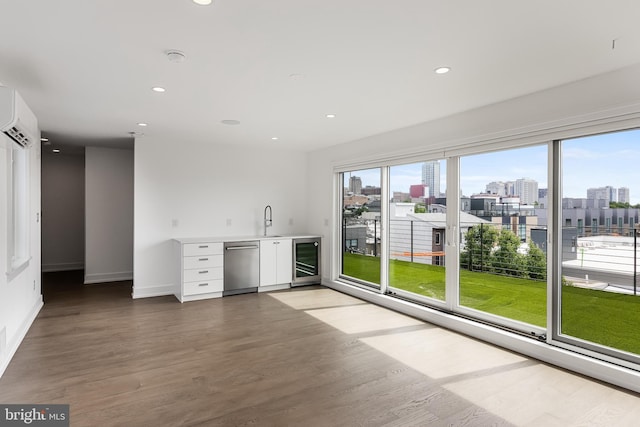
[{"left": 1, "top": 271, "right": 639, "bottom": 426}]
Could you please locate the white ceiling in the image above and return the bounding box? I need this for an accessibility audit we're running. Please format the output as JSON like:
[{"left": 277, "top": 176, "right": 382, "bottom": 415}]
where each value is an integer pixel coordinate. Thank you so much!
[{"left": 1, "top": 0, "right": 640, "bottom": 151}]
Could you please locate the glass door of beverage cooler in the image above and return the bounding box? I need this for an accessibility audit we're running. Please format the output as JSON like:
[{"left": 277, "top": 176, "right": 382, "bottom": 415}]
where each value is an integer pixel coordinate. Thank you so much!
[{"left": 292, "top": 238, "right": 321, "bottom": 286}]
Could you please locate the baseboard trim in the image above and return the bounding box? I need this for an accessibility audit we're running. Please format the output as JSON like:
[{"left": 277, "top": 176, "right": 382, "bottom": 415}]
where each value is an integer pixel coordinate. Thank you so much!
[
  {"left": 84, "top": 271, "right": 133, "bottom": 284},
  {"left": 132, "top": 284, "right": 174, "bottom": 299},
  {"left": 258, "top": 283, "right": 291, "bottom": 292},
  {"left": 42, "top": 262, "right": 84, "bottom": 273},
  {"left": 0, "top": 297, "right": 43, "bottom": 379}
]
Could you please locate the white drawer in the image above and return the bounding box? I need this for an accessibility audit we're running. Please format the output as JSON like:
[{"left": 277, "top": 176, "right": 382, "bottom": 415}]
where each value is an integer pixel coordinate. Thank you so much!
[
  {"left": 184, "top": 266, "right": 223, "bottom": 283},
  {"left": 184, "top": 279, "right": 224, "bottom": 295},
  {"left": 183, "top": 254, "right": 223, "bottom": 269},
  {"left": 183, "top": 242, "right": 223, "bottom": 257}
]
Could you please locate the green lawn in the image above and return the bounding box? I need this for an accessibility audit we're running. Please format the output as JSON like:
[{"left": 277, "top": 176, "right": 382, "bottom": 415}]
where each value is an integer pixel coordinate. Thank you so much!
[
  {"left": 342, "top": 252, "right": 381, "bottom": 284},
  {"left": 343, "top": 252, "right": 640, "bottom": 355},
  {"left": 562, "top": 286, "right": 640, "bottom": 354}
]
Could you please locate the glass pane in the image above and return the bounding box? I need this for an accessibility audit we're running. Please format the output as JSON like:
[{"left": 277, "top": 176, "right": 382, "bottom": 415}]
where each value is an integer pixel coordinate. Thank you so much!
[
  {"left": 10, "top": 143, "right": 29, "bottom": 269},
  {"left": 341, "top": 168, "right": 381, "bottom": 287},
  {"left": 561, "top": 129, "right": 640, "bottom": 356},
  {"left": 388, "top": 160, "right": 446, "bottom": 301},
  {"left": 459, "top": 145, "right": 548, "bottom": 328},
  {"left": 295, "top": 242, "right": 319, "bottom": 279}
]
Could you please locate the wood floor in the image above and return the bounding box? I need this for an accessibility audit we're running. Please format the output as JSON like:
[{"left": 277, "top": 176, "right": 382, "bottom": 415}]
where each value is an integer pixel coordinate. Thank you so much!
[{"left": 1, "top": 272, "right": 640, "bottom": 426}]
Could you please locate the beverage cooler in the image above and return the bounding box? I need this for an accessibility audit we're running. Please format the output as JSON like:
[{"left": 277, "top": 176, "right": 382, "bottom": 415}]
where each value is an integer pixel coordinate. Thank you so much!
[{"left": 292, "top": 238, "right": 321, "bottom": 286}]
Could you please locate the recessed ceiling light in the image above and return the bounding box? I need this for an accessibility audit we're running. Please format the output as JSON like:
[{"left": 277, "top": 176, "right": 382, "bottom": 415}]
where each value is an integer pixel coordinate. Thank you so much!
[
  {"left": 271, "top": 137, "right": 279, "bottom": 140},
  {"left": 326, "top": 114, "right": 336, "bottom": 119},
  {"left": 137, "top": 123, "right": 148, "bottom": 127},
  {"left": 52, "top": 149, "right": 60, "bottom": 153},
  {"left": 192, "top": 0, "right": 212, "bottom": 5},
  {"left": 221, "top": 119, "right": 240, "bottom": 125},
  {"left": 41, "top": 137, "right": 49, "bottom": 142},
  {"left": 434, "top": 67, "right": 451, "bottom": 74},
  {"left": 152, "top": 86, "right": 166, "bottom": 93}
]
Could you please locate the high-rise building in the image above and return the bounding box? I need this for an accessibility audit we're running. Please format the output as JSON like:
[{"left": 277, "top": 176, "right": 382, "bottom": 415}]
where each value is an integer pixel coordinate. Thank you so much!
[
  {"left": 586, "top": 186, "right": 617, "bottom": 208},
  {"left": 485, "top": 181, "right": 506, "bottom": 196},
  {"left": 619, "top": 187, "right": 630, "bottom": 204},
  {"left": 587, "top": 186, "right": 616, "bottom": 203},
  {"left": 505, "top": 181, "right": 516, "bottom": 196},
  {"left": 349, "top": 176, "right": 362, "bottom": 195},
  {"left": 421, "top": 161, "right": 440, "bottom": 198},
  {"left": 607, "top": 186, "right": 617, "bottom": 203},
  {"left": 515, "top": 178, "right": 538, "bottom": 205}
]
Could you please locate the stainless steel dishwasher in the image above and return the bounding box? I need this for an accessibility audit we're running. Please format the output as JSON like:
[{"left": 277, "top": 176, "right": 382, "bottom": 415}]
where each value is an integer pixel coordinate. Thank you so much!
[{"left": 223, "top": 241, "right": 260, "bottom": 296}]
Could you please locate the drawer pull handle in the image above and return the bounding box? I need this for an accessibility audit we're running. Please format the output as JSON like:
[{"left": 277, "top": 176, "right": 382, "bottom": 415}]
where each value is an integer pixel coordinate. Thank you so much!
[
  {"left": 198, "top": 283, "right": 209, "bottom": 287},
  {"left": 198, "top": 245, "right": 209, "bottom": 248},
  {"left": 199, "top": 258, "right": 209, "bottom": 261},
  {"left": 199, "top": 270, "right": 209, "bottom": 274}
]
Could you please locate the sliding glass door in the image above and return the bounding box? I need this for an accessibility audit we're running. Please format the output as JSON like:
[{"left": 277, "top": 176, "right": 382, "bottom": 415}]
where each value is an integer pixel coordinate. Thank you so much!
[
  {"left": 340, "top": 168, "right": 382, "bottom": 288},
  {"left": 335, "top": 127, "right": 640, "bottom": 369},
  {"left": 458, "top": 145, "right": 548, "bottom": 332},
  {"left": 387, "top": 160, "right": 447, "bottom": 304},
  {"left": 557, "top": 130, "right": 640, "bottom": 362}
]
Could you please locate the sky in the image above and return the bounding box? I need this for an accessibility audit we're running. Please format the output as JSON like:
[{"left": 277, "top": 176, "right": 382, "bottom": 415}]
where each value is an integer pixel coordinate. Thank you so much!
[{"left": 344, "top": 128, "right": 640, "bottom": 204}]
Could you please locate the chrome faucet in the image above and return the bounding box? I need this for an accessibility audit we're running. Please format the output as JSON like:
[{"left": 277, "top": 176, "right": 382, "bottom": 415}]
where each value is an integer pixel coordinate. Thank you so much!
[{"left": 264, "top": 205, "right": 273, "bottom": 236}]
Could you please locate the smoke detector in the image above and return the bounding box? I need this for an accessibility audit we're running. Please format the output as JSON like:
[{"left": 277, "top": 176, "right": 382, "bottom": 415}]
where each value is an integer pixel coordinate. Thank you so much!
[{"left": 165, "top": 50, "right": 186, "bottom": 63}]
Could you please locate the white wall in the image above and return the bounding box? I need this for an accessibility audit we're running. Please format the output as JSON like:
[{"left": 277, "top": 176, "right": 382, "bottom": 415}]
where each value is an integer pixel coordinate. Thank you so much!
[
  {"left": 41, "top": 149, "right": 85, "bottom": 272},
  {"left": 0, "top": 134, "right": 42, "bottom": 377},
  {"left": 85, "top": 147, "right": 134, "bottom": 284},
  {"left": 133, "top": 137, "right": 309, "bottom": 298}
]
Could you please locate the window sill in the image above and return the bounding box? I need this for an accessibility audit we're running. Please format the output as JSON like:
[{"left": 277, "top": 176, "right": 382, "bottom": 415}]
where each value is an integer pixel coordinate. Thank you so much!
[{"left": 6, "top": 257, "right": 31, "bottom": 282}]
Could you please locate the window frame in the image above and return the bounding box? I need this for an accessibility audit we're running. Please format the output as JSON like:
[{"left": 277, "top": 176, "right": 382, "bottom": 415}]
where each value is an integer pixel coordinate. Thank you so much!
[
  {"left": 333, "top": 116, "right": 640, "bottom": 374},
  {"left": 4, "top": 136, "right": 30, "bottom": 279}
]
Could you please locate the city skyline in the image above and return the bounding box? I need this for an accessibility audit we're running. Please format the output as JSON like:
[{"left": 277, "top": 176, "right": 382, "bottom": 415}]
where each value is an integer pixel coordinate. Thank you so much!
[{"left": 346, "top": 128, "right": 640, "bottom": 204}]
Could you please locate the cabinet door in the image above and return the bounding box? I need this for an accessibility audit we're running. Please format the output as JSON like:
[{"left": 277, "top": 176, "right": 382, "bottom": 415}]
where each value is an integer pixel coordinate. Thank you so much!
[
  {"left": 275, "top": 239, "right": 293, "bottom": 284},
  {"left": 259, "top": 241, "right": 278, "bottom": 286}
]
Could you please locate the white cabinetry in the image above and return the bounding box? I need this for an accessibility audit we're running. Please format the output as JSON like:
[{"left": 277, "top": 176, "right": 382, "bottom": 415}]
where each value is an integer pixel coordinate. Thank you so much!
[
  {"left": 175, "top": 242, "right": 224, "bottom": 302},
  {"left": 259, "top": 239, "right": 292, "bottom": 289}
]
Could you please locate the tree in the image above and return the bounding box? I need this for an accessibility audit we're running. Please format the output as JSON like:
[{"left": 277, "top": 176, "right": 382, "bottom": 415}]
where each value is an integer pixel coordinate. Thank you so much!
[
  {"left": 493, "top": 229, "right": 525, "bottom": 277},
  {"left": 525, "top": 241, "right": 546, "bottom": 280},
  {"left": 610, "top": 201, "right": 631, "bottom": 209},
  {"left": 462, "top": 224, "right": 498, "bottom": 272},
  {"left": 353, "top": 205, "right": 369, "bottom": 217}
]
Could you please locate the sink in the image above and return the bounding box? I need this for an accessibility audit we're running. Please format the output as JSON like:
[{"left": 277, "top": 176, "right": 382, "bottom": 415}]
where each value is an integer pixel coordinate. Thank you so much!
[{"left": 265, "top": 235, "right": 282, "bottom": 238}]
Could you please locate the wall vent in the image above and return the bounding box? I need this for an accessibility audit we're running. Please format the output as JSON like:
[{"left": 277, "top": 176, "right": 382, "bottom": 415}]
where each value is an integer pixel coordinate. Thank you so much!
[
  {"left": 4, "top": 125, "right": 32, "bottom": 147},
  {"left": 0, "top": 87, "right": 38, "bottom": 148}
]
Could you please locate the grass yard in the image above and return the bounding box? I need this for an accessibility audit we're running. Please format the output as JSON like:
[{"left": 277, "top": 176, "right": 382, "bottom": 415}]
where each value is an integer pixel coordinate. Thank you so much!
[
  {"left": 343, "top": 252, "right": 640, "bottom": 355},
  {"left": 343, "top": 253, "right": 545, "bottom": 324},
  {"left": 459, "top": 269, "right": 546, "bottom": 326},
  {"left": 562, "top": 286, "right": 640, "bottom": 354},
  {"left": 342, "top": 252, "right": 381, "bottom": 285},
  {"left": 390, "top": 259, "right": 445, "bottom": 301}
]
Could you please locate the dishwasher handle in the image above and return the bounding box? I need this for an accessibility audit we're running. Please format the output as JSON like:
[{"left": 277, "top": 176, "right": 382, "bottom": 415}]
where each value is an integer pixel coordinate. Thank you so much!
[{"left": 225, "top": 245, "right": 259, "bottom": 250}]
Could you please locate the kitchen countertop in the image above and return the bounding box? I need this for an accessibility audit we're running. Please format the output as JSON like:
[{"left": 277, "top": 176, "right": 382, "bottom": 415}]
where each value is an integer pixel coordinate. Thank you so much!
[{"left": 173, "top": 234, "right": 322, "bottom": 244}]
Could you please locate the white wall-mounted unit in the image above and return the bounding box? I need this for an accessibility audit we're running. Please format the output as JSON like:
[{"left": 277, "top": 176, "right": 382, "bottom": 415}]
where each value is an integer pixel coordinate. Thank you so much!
[{"left": 0, "top": 87, "right": 38, "bottom": 148}]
